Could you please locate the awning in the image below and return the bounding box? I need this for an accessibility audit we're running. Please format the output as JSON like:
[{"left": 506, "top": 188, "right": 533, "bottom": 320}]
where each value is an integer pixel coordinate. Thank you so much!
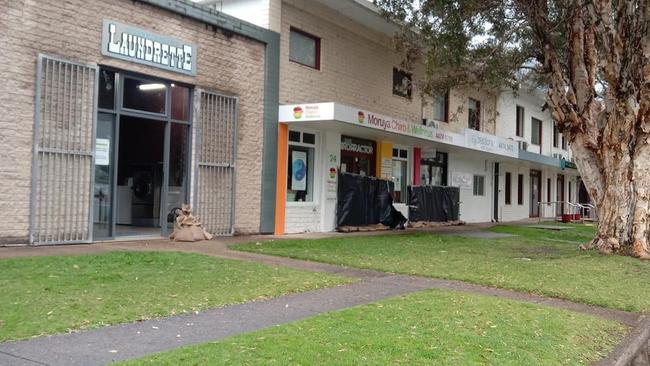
[{"left": 279, "top": 102, "right": 520, "bottom": 160}]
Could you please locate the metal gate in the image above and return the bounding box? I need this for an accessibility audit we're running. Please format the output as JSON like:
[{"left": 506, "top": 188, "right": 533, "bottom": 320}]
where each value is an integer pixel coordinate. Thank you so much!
[
  {"left": 30, "top": 55, "right": 98, "bottom": 245},
  {"left": 194, "top": 91, "right": 238, "bottom": 236}
]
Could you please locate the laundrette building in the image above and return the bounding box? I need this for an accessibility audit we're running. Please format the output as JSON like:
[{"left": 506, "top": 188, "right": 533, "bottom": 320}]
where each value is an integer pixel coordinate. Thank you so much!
[{"left": 0, "top": 0, "right": 280, "bottom": 244}]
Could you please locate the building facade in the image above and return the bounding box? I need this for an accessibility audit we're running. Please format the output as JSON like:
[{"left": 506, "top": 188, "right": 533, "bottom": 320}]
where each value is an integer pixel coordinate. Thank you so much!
[
  {"left": 0, "top": 0, "right": 279, "bottom": 244},
  {"left": 216, "top": 0, "right": 583, "bottom": 234}
]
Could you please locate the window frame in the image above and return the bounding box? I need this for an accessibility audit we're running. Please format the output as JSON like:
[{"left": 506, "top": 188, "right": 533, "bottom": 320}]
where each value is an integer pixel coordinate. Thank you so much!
[
  {"left": 517, "top": 174, "right": 524, "bottom": 205},
  {"left": 289, "top": 27, "right": 321, "bottom": 70},
  {"left": 432, "top": 91, "right": 450, "bottom": 123},
  {"left": 473, "top": 175, "right": 485, "bottom": 196},
  {"left": 391, "top": 147, "right": 410, "bottom": 203},
  {"left": 505, "top": 172, "right": 512, "bottom": 205},
  {"left": 468, "top": 98, "right": 481, "bottom": 131},
  {"left": 392, "top": 67, "right": 413, "bottom": 99},
  {"left": 531, "top": 117, "right": 542, "bottom": 146},
  {"left": 286, "top": 129, "right": 319, "bottom": 204},
  {"left": 420, "top": 151, "right": 448, "bottom": 186},
  {"left": 516, "top": 106, "right": 524, "bottom": 137}
]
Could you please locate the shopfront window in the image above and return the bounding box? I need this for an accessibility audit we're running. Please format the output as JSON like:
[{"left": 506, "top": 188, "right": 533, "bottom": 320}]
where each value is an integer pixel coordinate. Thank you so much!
[
  {"left": 392, "top": 148, "right": 408, "bottom": 203},
  {"left": 420, "top": 152, "right": 448, "bottom": 186},
  {"left": 340, "top": 136, "right": 376, "bottom": 177},
  {"left": 122, "top": 77, "right": 167, "bottom": 114},
  {"left": 287, "top": 131, "right": 316, "bottom": 202},
  {"left": 98, "top": 70, "right": 116, "bottom": 110}
]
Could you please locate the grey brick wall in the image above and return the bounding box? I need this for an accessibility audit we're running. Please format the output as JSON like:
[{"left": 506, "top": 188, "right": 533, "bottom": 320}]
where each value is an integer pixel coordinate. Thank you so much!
[{"left": 0, "top": 0, "right": 267, "bottom": 242}]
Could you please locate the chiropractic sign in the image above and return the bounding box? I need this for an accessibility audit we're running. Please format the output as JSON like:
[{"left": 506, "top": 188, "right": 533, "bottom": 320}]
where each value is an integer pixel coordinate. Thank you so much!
[{"left": 101, "top": 20, "right": 197, "bottom": 76}]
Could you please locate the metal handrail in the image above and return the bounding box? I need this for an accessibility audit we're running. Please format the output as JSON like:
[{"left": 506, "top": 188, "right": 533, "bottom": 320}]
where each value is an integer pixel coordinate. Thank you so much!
[{"left": 536, "top": 201, "right": 597, "bottom": 223}]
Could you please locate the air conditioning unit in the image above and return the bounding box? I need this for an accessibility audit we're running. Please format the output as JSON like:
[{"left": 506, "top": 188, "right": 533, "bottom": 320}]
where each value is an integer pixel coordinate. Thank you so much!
[
  {"left": 423, "top": 119, "right": 439, "bottom": 129},
  {"left": 518, "top": 141, "right": 528, "bottom": 150}
]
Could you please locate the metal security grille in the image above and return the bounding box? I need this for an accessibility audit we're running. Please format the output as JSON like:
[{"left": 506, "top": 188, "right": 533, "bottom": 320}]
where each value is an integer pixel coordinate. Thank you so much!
[
  {"left": 30, "top": 55, "right": 98, "bottom": 245},
  {"left": 194, "top": 91, "right": 238, "bottom": 236}
]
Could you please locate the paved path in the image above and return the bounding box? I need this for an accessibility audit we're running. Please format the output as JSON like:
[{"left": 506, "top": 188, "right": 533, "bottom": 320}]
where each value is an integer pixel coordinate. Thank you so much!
[{"left": 0, "top": 225, "right": 643, "bottom": 365}]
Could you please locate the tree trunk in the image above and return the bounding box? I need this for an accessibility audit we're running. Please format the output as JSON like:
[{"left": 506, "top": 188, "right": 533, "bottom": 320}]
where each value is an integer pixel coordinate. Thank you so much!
[{"left": 572, "top": 105, "right": 650, "bottom": 260}]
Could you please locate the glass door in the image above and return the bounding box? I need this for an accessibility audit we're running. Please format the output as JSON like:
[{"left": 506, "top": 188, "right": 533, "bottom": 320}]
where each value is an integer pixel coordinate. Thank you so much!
[
  {"left": 93, "top": 113, "right": 116, "bottom": 238},
  {"left": 164, "top": 123, "right": 190, "bottom": 235},
  {"left": 92, "top": 68, "right": 192, "bottom": 240}
]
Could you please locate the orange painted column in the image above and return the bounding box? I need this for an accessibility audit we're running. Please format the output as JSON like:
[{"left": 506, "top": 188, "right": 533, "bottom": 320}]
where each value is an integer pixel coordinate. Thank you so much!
[
  {"left": 274, "top": 123, "right": 289, "bottom": 235},
  {"left": 375, "top": 141, "right": 394, "bottom": 179}
]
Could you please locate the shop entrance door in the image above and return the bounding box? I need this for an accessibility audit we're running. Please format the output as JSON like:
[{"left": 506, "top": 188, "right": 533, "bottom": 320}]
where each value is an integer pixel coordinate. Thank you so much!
[
  {"left": 556, "top": 174, "right": 565, "bottom": 215},
  {"left": 92, "top": 70, "right": 191, "bottom": 240},
  {"left": 529, "top": 170, "right": 541, "bottom": 217}
]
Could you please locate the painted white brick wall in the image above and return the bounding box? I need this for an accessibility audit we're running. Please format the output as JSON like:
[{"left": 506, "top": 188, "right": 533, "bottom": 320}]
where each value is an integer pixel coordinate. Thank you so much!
[{"left": 285, "top": 204, "right": 321, "bottom": 233}]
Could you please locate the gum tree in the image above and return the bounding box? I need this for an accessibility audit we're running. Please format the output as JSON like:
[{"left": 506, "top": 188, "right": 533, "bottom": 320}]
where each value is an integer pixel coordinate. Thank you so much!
[{"left": 376, "top": 0, "right": 650, "bottom": 258}]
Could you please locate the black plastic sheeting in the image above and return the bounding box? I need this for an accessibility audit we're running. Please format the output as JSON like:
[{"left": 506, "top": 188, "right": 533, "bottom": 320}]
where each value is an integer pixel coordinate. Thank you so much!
[
  {"left": 407, "top": 186, "right": 460, "bottom": 222},
  {"left": 337, "top": 172, "right": 406, "bottom": 228}
]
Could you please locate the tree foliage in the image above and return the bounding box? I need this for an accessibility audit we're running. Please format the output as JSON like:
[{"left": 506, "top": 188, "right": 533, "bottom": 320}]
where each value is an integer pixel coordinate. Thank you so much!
[{"left": 376, "top": 0, "right": 650, "bottom": 258}]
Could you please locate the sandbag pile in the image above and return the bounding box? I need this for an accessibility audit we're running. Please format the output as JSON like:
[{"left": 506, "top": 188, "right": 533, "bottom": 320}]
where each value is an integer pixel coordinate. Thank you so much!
[{"left": 169, "top": 204, "right": 213, "bottom": 242}]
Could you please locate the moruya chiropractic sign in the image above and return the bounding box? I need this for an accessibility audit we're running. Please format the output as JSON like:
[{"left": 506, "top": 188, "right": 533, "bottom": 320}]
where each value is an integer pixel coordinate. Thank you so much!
[
  {"left": 279, "top": 102, "right": 520, "bottom": 158},
  {"left": 101, "top": 20, "right": 197, "bottom": 76}
]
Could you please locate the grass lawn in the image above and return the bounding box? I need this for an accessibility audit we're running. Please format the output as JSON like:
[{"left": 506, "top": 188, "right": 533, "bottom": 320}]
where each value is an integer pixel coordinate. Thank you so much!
[
  {"left": 120, "top": 288, "right": 625, "bottom": 366},
  {"left": 0, "top": 251, "right": 351, "bottom": 341},
  {"left": 234, "top": 224, "right": 650, "bottom": 312}
]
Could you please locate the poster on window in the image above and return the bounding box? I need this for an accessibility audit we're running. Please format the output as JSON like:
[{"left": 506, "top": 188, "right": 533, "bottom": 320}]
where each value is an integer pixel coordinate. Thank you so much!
[
  {"left": 392, "top": 160, "right": 402, "bottom": 192},
  {"left": 291, "top": 150, "right": 307, "bottom": 191},
  {"left": 95, "top": 138, "right": 110, "bottom": 166}
]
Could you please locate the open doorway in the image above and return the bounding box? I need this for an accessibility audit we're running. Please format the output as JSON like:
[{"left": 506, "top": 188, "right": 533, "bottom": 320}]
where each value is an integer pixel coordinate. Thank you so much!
[
  {"left": 92, "top": 69, "right": 192, "bottom": 240},
  {"left": 115, "top": 116, "right": 165, "bottom": 237}
]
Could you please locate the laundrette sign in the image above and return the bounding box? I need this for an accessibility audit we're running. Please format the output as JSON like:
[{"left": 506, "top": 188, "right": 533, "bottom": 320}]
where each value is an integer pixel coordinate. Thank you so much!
[{"left": 101, "top": 20, "right": 197, "bottom": 76}]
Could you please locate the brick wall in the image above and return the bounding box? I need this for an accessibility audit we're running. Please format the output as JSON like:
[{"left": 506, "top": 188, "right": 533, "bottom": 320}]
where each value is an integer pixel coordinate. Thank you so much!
[
  {"left": 0, "top": 0, "right": 266, "bottom": 242},
  {"left": 279, "top": 0, "right": 497, "bottom": 135}
]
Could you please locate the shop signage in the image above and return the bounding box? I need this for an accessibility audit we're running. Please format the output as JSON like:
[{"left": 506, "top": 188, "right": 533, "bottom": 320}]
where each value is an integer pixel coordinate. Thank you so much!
[
  {"left": 279, "top": 103, "right": 335, "bottom": 122},
  {"left": 326, "top": 153, "right": 338, "bottom": 200},
  {"left": 561, "top": 157, "right": 577, "bottom": 170},
  {"left": 465, "top": 129, "right": 518, "bottom": 158},
  {"left": 336, "top": 105, "right": 466, "bottom": 148},
  {"left": 341, "top": 141, "right": 374, "bottom": 154},
  {"left": 451, "top": 172, "right": 473, "bottom": 189},
  {"left": 101, "top": 20, "right": 197, "bottom": 76},
  {"left": 279, "top": 103, "right": 521, "bottom": 159}
]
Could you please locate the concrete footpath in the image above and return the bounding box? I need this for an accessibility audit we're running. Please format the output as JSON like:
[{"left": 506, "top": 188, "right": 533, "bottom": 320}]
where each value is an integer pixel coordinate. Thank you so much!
[{"left": 0, "top": 226, "right": 643, "bottom": 365}]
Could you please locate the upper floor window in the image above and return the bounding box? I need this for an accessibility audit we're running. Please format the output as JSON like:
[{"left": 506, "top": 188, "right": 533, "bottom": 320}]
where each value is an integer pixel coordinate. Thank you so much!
[
  {"left": 561, "top": 134, "right": 567, "bottom": 150},
  {"left": 516, "top": 106, "right": 524, "bottom": 137},
  {"left": 468, "top": 98, "right": 481, "bottom": 130},
  {"left": 392, "top": 68, "right": 412, "bottom": 99},
  {"left": 433, "top": 92, "right": 449, "bottom": 122},
  {"left": 553, "top": 125, "right": 560, "bottom": 147},
  {"left": 531, "top": 118, "right": 542, "bottom": 145},
  {"left": 289, "top": 28, "right": 320, "bottom": 70}
]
